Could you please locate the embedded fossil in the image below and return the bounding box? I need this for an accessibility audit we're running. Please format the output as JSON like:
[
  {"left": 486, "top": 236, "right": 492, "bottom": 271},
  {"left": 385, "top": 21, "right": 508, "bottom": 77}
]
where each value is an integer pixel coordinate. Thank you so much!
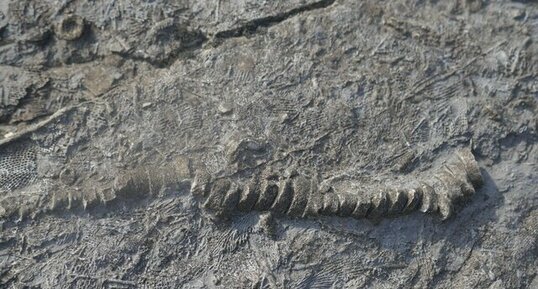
[
  {"left": 55, "top": 15, "right": 86, "bottom": 41},
  {"left": 51, "top": 158, "right": 193, "bottom": 212},
  {"left": 190, "top": 148, "right": 483, "bottom": 220},
  {"left": 98, "top": 147, "right": 483, "bottom": 221},
  {"left": 0, "top": 130, "right": 482, "bottom": 222}
]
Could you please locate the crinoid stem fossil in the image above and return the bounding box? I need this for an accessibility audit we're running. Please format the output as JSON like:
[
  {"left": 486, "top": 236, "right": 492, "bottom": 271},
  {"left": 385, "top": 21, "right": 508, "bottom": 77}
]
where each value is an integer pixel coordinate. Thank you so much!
[
  {"left": 1, "top": 148, "right": 482, "bottom": 221},
  {"left": 190, "top": 148, "right": 483, "bottom": 220}
]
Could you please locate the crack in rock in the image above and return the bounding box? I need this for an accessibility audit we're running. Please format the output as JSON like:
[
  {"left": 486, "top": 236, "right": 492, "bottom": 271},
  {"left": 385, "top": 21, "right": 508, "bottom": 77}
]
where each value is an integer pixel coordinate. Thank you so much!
[{"left": 213, "top": 0, "right": 337, "bottom": 42}]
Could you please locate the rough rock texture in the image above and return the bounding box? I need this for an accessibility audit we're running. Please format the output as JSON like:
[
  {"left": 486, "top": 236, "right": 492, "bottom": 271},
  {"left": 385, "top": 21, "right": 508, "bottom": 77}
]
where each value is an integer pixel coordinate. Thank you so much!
[{"left": 0, "top": 0, "right": 537, "bottom": 288}]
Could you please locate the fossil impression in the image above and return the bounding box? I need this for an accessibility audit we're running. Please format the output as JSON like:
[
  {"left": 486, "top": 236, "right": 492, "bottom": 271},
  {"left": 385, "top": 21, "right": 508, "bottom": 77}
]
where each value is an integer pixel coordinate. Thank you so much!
[
  {"left": 109, "top": 148, "right": 483, "bottom": 221},
  {"left": 0, "top": 130, "right": 483, "bottom": 221},
  {"left": 190, "top": 148, "right": 483, "bottom": 220}
]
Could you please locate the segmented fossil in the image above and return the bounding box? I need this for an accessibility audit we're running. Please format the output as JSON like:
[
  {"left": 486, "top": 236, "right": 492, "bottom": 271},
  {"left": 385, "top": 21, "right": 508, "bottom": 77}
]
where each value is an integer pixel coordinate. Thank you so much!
[
  {"left": 0, "top": 104, "right": 483, "bottom": 222},
  {"left": 0, "top": 130, "right": 482, "bottom": 223},
  {"left": 0, "top": 152, "right": 193, "bottom": 219},
  {"left": 109, "top": 148, "right": 483, "bottom": 221},
  {"left": 50, "top": 157, "right": 193, "bottom": 213}
]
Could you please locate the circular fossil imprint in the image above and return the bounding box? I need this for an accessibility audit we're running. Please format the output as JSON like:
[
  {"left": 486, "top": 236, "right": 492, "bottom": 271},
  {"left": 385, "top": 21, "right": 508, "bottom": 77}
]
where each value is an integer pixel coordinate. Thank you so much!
[{"left": 55, "top": 15, "right": 85, "bottom": 41}]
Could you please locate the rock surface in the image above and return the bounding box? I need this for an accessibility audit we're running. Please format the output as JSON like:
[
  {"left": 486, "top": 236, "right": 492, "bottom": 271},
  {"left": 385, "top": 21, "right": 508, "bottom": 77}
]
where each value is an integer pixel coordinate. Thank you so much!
[{"left": 0, "top": 0, "right": 536, "bottom": 288}]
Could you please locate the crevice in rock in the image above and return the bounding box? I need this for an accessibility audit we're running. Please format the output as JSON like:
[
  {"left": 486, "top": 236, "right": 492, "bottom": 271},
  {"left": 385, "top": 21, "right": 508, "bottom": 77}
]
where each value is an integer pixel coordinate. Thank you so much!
[{"left": 213, "top": 0, "right": 337, "bottom": 42}]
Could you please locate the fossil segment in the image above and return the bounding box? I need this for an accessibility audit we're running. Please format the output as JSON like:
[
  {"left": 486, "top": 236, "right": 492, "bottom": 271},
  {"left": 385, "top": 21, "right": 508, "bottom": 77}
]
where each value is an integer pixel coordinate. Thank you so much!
[
  {"left": 287, "top": 176, "right": 310, "bottom": 217},
  {"left": 193, "top": 148, "right": 484, "bottom": 221},
  {"left": 419, "top": 183, "right": 437, "bottom": 213},
  {"left": 271, "top": 179, "right": 294, "bottom": 214},
  {"left": 204, "top": 179, "right": 232, "bottom": 210},
  {"left": 403, "top": 188, "right": 421, "bottom": 213},
  {"left": 254, "top": 180, "right": 279, "bottom": 211},
  {"left": 336, "top": 192, "right": 357, "bottom": 217},
  {"left": 351, "top": 194, "right": 371, "bottom": 219},
  {"left": 114, "top": 157, "right": 192, "bottom": 199},
  {"left": 221, "top": 183, "right": 241, "bottom": 211},
  {"left": 321, "top": 192, "right": 340, "bottom": 216},
  {"left": 237, "top": 179, "right": 259, "bottom": 212},
  {"left": 386, "top": 189, "right": 408, "bottom": 215},
  {"left": 36, "top": 157, "right": 194, "bottom": 215},
  {"left": 368, "top": 190, "right": 389, "bottom": 219}
]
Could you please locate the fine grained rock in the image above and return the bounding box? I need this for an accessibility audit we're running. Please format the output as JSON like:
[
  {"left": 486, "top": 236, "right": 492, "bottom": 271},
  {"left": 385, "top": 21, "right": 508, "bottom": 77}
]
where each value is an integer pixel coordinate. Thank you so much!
[{"left": 0, "top": 0, "right": 536, "bottom": 288}]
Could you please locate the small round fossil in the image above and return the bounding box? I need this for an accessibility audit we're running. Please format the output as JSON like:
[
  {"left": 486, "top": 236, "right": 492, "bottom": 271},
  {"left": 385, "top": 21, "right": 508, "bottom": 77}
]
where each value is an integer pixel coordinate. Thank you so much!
[
  {"left": 56, "top": 15, "right": 85, "bottom": 41},
  {"left": 59, "top": 168, "right": 77, "bottom": 185}
]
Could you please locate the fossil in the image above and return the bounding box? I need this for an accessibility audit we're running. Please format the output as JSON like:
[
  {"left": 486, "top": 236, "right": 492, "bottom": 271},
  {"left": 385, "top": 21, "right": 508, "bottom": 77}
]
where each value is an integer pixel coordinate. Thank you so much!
[
  {"left": 48, "top": 157, "right": 193, "bottom": 213},
  {"left": 191, "top": 148, "right": 482, "bottom": 220},
  {"left": 0, "top": 143, "right": 482, "bottom": 221},
  {"left": 0, "top": 149, "right": 194, "bottom": 219},
  {"left": 55, "top": 15, "right": 86, "bottom": 41}
]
